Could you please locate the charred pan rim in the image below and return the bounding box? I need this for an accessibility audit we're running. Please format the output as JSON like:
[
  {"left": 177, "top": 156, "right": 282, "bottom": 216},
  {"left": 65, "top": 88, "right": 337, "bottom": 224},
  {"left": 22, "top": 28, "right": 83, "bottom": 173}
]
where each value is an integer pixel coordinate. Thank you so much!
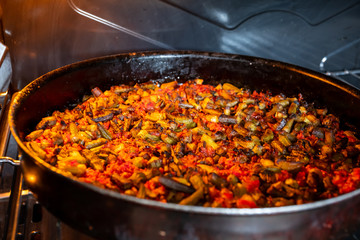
[{"left": 9, "top": 50, "right": 360, "bottom": 216}]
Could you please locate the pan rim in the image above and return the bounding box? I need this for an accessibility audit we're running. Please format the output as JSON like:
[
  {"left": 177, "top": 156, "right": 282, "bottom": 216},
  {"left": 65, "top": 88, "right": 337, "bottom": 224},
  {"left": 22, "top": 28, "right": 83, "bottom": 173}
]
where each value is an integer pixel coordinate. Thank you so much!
[{"left": 9, "top": 50, "right": 360, "bottom": 216}]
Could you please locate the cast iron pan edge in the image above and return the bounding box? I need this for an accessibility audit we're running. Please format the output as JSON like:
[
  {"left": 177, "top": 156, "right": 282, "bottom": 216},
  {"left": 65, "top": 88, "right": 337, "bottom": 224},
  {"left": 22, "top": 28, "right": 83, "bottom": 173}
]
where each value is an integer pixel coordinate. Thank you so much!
[{"left": 8, "top": 51, "right": 360, "bottom": 239}]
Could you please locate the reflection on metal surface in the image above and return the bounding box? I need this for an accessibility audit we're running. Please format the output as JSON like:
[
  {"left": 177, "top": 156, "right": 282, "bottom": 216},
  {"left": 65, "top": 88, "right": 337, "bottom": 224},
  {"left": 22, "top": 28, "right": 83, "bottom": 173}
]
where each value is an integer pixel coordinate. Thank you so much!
[
  {"left": 67, "top": 0, "right": 174, "bottom": 50},
  {"left": 0, "top": 157, "right": 20, "bottom": 166},
  {"left": 320, "top": 38, "right": 360, "bottom": 89},
  {"left": 161, "top": 0, "right": 360, "bottom": 29},
  {"left": 0, "top": 42, "right": 11, "bottom": 93},
  {"left": 0, "top": 190, "right": 29, "bottom": 201},
  {"left": 24, "top": 174, "right": 36, "bottom": 185},
  {"left": 329, "top": 69, "right": 360, "bottom": 79},
  {"left": 320, "top": 38, "right": 360, "bottom": 72},
  {"left": 2, "top": 0, "right": 360, "bottom": 90},
  {"left": 0, "top": 91, "right": 10, "bottom": 158}
]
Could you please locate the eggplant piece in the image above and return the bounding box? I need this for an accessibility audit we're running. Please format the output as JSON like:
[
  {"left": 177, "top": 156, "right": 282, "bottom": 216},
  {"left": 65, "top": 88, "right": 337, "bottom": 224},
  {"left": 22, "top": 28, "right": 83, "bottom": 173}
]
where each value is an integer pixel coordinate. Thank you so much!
[
  {"left": 209, "top": 172, "right": 228, "bottom": 188},
  {"left": 276, "top": 160, "right": 304, "bottom": 172},
  {"left": 159, "top": 176, "right": 195, "bottom": 194},
  {"left": 218, "top": 115, "right": 237, "bottom": 124},
  {"left": 178, "top": 103, "right": 194, "bottom": 109},
  {"left": 267, "top": 182, "right": 299, "bottom": 198},
  {"left": 92, "top": 112, "right": 114, "bottom": 122},
  {"left": 85, "top": 138, "right": 107, "bottom": 149},
  {"left": 25, "top": 129, "right": 44, "bottom": 141},
  {"left": 259, "top": 167, "right": 281, "bottom": 183},
  {"left": 111, "top": 174, "right": 132, "bottom": 190},
  {"left": 306, "top": 169, "right": 325, "bottom": 191},
  {"left": 36, "top": 116, "right": 57, "bottom": 130},
  {"left": 82, "top": 149, "right": 106, "bottom": 171}
]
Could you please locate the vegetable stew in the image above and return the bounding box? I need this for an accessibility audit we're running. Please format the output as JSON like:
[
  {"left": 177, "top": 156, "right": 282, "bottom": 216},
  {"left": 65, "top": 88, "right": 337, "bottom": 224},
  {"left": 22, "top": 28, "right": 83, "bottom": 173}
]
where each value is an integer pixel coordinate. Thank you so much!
[{"left": 24, "top": 79, "right": 360, "bottom": 208}]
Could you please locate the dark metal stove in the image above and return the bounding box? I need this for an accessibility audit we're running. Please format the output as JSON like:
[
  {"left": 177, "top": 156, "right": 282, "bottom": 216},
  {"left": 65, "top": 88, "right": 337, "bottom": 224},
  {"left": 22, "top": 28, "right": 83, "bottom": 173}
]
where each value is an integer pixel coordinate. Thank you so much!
[{"left": 0, "top": 1, "right": 359, "bottom": 239}]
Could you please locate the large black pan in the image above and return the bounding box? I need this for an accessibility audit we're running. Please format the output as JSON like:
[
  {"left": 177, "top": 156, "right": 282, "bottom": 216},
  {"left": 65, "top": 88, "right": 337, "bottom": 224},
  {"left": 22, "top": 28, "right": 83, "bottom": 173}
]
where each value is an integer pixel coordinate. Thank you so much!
[{"left": 8, "top": 51, "right": 360, "bottom": 240}]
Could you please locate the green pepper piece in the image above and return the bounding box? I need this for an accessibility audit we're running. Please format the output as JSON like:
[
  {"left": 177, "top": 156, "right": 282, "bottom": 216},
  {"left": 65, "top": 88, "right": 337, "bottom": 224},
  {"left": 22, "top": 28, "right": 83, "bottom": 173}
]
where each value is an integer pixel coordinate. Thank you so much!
[
  {"left": 97, "top": 123, "right": 113, "bottom": 140},
  {"left": 179, "top": 188, "right": 204, "bottom": 205}
]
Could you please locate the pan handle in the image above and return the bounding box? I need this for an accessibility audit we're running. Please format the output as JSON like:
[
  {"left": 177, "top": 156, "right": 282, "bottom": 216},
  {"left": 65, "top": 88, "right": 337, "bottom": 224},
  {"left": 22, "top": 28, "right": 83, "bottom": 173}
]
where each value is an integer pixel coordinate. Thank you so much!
[
  {"left": 0, "top": 156, "right": 22, "bottom": 240},
  {"left": 0, "top": 157, "right": 20, "bottom": 166},
  {"left": 0, "top": 91, "right": 11, "bottom": 157}
]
